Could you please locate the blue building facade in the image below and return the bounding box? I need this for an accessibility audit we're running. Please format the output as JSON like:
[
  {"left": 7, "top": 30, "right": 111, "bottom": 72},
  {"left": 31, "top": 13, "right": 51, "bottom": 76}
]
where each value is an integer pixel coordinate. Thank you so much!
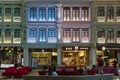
[{"left": 25, "top": 0, "right": 93, "bottom": 68}]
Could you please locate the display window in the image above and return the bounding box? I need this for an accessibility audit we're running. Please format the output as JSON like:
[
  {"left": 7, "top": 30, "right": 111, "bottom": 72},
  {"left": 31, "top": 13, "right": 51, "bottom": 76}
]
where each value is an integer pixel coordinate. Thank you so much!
[
  {"left": 31, "top": 52, "right": 51, "bottom": 67},
  {"left": 62, "top": 50, "right": 86, "bottom": 67},
  {"left": 0, "top": 50, "right": 23, "bottom": 68},
  {"left": 96, "top": 49, "right": 118, "bottom": 66}
]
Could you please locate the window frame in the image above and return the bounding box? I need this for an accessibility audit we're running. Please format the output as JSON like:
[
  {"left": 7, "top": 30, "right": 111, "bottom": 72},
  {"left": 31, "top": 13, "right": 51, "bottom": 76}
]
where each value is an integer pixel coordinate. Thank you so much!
[
  {"left": 48, "top": 28, "right": 56, "bottom": 37},
  {"left": 39, "top": 8, "right": 46, "bottom": 21},
  {"left": 39, "top": 28, "right": 46, "bottom": 42},
  {"left": 48, "top": 8, "right": 55, "bottom": 21},
  {"left": 29, "top": 7, "right": 37, "bottom": 21},
  {"left": 29, "top": 28, "right": 37, "bottom": 37},
  {"left": 14, "top": 29, "right": 20, "bottom": 38}
]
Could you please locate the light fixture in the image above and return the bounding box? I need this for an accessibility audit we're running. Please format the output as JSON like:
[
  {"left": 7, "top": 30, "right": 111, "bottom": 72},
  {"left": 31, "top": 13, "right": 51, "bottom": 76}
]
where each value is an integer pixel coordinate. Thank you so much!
[
  {"left": 102, "top": 46, "right": 106, "bottom": 51},
  {"left": 75, "top": 46, "right": 78, "bottom": 50},
  {"left": 9, "top": 50, "right": 11, "bottom": 53},
  {"left": 42, "top": 49, "right": 44, "bottom": 52},
  {"left": 52, "top": 52, "right": 57, "bottom": 56}
]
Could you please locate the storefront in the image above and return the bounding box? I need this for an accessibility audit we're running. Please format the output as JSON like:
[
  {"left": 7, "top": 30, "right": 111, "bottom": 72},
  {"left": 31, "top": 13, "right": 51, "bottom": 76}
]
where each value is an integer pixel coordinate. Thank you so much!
[
  {"left": 0, "top": 47, "right": 23, "bottom": 68},
  {"left": 30, "top": 48, "right": 57, "bottom": 68},
  {"left": 96, "top": 46, "right": 119, "bottom": 66},
  {"left": 62, "top": 46, "right": 89, "bottom": 68}
]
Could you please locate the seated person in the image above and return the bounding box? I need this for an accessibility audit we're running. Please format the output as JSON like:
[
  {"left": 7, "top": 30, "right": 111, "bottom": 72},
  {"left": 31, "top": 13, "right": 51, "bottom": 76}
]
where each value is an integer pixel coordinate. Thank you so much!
[{"left": 46, "top": 66, "right": 58, "bottom": 76}]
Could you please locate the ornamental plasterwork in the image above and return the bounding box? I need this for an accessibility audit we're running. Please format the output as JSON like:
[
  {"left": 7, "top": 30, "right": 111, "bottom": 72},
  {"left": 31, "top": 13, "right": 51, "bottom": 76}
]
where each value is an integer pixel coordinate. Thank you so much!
[{"left": 62, "top": 23, "right": 90, "bottom": 28}]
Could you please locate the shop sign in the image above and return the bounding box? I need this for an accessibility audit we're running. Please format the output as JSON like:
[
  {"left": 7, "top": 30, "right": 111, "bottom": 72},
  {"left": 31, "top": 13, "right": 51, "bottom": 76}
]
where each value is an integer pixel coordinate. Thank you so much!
[
  {"left": 1, "top": 64, "right": 14, "bottom": 68},
  {"left": 32, "top": 52, "right": 50, "bottom": 57}
]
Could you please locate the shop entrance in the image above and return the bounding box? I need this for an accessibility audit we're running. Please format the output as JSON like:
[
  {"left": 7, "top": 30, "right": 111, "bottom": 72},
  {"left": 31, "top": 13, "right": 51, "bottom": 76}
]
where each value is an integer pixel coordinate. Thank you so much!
[
  {"left": 62, "top": 50, "right": 87, "bottom": 67},
  {"left": 31, "top": 52, "right": 51, "bottom": 67},
  {"left": 96, "top": 49, "right": 117, "bottom": 66}
]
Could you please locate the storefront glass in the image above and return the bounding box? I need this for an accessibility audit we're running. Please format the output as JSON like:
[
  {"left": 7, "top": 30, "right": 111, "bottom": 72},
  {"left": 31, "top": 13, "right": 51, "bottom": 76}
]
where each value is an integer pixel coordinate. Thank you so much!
[
  {"left": 0, "top": 48, "right": 23, "bottom": 68},
  {"left": 62, "top": 50, "right": 87, "bottom": 68},
  {"left": 96, "top": 49, "right": 117, "bottom": 66},
  {"left": 31, "top": 52, "right": 51, "bottom": 67}
]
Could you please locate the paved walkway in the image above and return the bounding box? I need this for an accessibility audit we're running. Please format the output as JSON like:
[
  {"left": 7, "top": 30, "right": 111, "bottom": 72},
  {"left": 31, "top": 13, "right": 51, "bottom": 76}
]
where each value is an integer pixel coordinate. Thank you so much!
[{"left": 0, "top": 69, "right": 119, "bottom": 80}]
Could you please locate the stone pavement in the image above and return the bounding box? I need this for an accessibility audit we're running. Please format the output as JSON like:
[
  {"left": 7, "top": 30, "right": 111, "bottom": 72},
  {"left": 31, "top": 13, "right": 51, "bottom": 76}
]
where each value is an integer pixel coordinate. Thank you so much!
[{"left": 0, "top": 69, "right": 119, "bottom": 80}]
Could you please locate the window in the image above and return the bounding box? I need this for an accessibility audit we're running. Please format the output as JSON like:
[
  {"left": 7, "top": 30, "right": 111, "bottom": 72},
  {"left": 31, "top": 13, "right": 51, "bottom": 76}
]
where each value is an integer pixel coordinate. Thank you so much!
[
  {"left": 97, "top": 7, "right": 105, "bottom": 17},
  {"left": 39, "top": 8, "right": 46, "bottom": 21},
  {"left": 14, "top": 29, "right": 20, "bottom": 38},
  {"left": 14, "top": 7, "right": 21, "bottom": 17},
  {"left": 48, "top": 28, "right": 55, "bottom": 37},
  {"left": 98, "top": 29, "right": 105, "bottom": 38},
  {"left": 72, "top": 29, "right": 80, "bottom": 42},
  {"left": 107, "top": 29, "right": 114, "bottom": 43},
  {"left": 107, "top": 7, "right": 114, "bottom": 21},
  {"left": 97, "top": 29, "right": 105, "bottom": 43},
  {"left": 39, "top": 29, "right": 46, "bottom": 42},
  {"left": 81, "top": 7, "right": 89, "bottom": 21},
  {"left": 116, "top": 30, "right": 120, "bottom": 43},
  {"left": 117, "top": 30, "right": 120, "bottom": 38},
  {"left": 82, "top": 28, "right": 89, "bottom": 37},
  {"left": 5, "top": 29, "right": 11, "bottom": 37},
  {"left": 63, "top": 7, "right": 70, "bottom": 21},
  {"left": 63, "top": 29, "right": 71, "bottom": 37},
  {"left": 116, "top": 7, "right": 120, "bottom": 16},
  {"left": 72, "top": 7, "right": 79, "bottom": 21},
  {"left": 48, "top": 8, "right": 55, "bottom": 21},
  {"left": 29, "top": 29, "right": 37, "bottom": 37},
  {"left": 0, "top": 8, "right": 1, "bottom": 16},
  {"left": 13, "top": 7, "right": 21, "bottom": 22},
  {"left": 30, "top": 7, "right": 37, "bottom": 21},
  {"left": 4, "top": 7, "right": 11, "bottom": 22}
]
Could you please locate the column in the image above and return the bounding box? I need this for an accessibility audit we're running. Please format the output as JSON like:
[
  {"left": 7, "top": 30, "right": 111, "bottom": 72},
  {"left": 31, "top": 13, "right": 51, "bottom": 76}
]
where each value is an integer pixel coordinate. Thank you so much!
[
  {"left": 114, "top": 6, "right": 116, "bottom": 21},
  {"left": 80, "top": 7, "right": 82, "bottom": 21},
  {"left": 37, "top": 7, "right": 39, "bottom": 21},
  {"left": 46, "top": 28, "right": 48, "bottom": 42},
  {"left": 46, "top": 7, "right": 48, "bottom": 21},
  {"left": 117, "top": 51, "right": 120, "bottom": 64},
  {"left": 57, "top": 24, "right": 62, "bottom": 42},
  {"left": 89, "top": 7, "right": 91, "bottom": 21},
  {"left": 27, "top": 8, "right": 30, "bottom": 21},
  {"left": 105, "top": 29, "right": 107, "bottom": 43},
  {"left": 57, "top": 46, "right": 62, "bottom": 65},
  {"left": 61, "top": 7, "right": 63, "bottom": 21},
  {"left": 23, "top": 48, "right": 30, "bottom": 66},
  {"left": 89, "top": 45, "right": 96, "bottom": 67},
  {"left": 70, "top": 7, "right": 72, "bottom": 21},
  {"left": 56, "top": 4, "right": 62, "bottom": 23},
  {"left": 105, "top": 6, "right": 107, "bottom": 22}
]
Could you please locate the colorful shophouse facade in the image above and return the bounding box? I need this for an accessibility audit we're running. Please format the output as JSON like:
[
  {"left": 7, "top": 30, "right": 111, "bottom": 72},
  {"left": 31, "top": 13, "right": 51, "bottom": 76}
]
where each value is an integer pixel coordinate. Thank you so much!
[
  {"left": 2, "top": 0, "right": 120, "bottom": 69},
  {"left": 93, "top": 0, "right": 120, "bottom": 66},
  {"left": 25, "top": 0, "right": 93, "bottom": 68},
  {"left": 0, "top": 0, "right": 25, "bottom": 68}
]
